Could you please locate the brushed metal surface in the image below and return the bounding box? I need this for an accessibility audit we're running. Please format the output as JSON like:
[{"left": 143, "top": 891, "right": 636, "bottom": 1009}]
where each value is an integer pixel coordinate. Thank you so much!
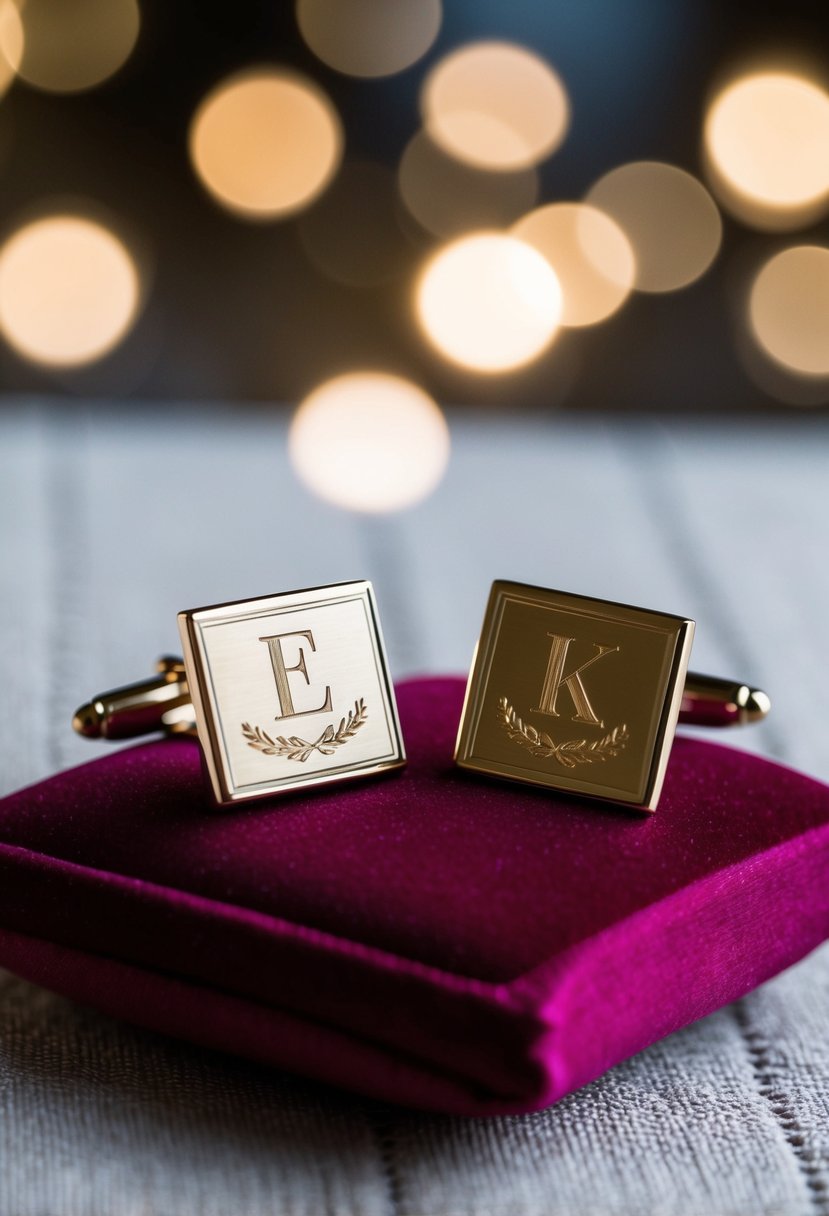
[
  {"left": 455, "top": 580, "right": 695, "bottom": 811},
  {"left": 178, "top": 580, "right": 405, "bottom": 805}
]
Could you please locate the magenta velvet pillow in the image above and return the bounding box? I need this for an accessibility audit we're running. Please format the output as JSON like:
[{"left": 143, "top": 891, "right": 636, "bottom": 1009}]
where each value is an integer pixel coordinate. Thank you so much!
[{"left": 1, "top": 676, "right": 828, "bottom": 1116}]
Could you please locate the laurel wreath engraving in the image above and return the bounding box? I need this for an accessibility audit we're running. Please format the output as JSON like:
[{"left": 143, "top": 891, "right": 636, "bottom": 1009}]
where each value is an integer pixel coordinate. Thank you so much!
[
  {"left": 498, "top": 696, "right": 629, "bottom": 768},
  {"left": 242, "top": 698, "right": 367, "bottom": 764}
]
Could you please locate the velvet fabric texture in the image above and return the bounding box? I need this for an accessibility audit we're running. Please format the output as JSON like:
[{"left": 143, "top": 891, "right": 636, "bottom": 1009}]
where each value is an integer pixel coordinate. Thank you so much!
[{"left": 0, "top": 676, "right": 828, "bottom": 1116}]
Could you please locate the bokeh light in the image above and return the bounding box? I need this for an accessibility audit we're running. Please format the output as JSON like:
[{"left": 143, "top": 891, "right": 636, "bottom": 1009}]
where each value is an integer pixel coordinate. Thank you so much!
[
  {"left": 0, "top": 215, "right": 140, "bottom": 367},
  {"left": 512, "top": 203, "right": 635, "bottom": 327},
  {"left": 416, "top": 232, "right": 562, "bottom": 372},
  {"left": 298, "top": 161, "right": 408, "bottom": 287},
  {"left": 399, "top": 130, "right": 538, "bottom": 239},
  {"left": 586, "top": 162, "right": 722, "bottom": 293},
  {"left": 289, "top": 372, "right": 450, "bottom": 513},
  {"left": 738, "top": 334, "right": 829, "bottom": 408},
  {"left": 189, "top": 69, "right": 343, "bottom": 221},
  {"left": 705, "top": 72, "right": 829, "bottom": 230},
  {"left": 7, "top": 0, "right": 139, "bottom": 94},
  {"left": 749, "top": 246, "right": 829, "bottom": 376},
  {"left": 296, "top": 0, "right": 441, "bottom": 79},
  {"left": 0, "top": 0, "right": 23, "bottom": 99},
  {"left": 421, "top": 42, "right": 569, "bottom": 171}
]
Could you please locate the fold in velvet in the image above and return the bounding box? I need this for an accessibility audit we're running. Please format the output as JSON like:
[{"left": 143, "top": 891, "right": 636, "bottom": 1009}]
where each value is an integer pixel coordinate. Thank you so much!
[{"left": 1, "top": 677, "right": 828, "bottom": 1115}]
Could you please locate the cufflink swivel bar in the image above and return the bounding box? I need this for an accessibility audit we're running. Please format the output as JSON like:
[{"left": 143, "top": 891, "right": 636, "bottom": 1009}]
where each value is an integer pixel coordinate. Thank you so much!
[
  {"left": 73, "top": 657, "right": 197, "bottom": 739},
  {"left": 678, "top": 673, "right": 770, "bottom": 727},
  {"left": 73, "top": 660, "right": 769, "bottom": 743}
]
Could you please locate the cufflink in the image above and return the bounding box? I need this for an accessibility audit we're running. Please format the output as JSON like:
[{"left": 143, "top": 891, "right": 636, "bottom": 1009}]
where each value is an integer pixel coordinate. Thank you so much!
[
  {"left": 454, "top": 580, "right": 770, "bottom": 812},
  {"left": 73, "top": 581, "right": 406, "bottom": 806}
]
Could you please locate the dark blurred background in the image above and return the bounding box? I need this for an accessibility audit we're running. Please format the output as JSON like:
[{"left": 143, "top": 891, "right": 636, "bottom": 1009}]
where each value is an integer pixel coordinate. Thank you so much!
[{"left": 0, "top": 0, "right": 828, "bottom": 413}]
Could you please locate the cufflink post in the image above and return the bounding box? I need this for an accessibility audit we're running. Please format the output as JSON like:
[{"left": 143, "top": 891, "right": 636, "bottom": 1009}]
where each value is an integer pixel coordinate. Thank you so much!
[
  {"left": 680, "top": 673, "right": 771, "bottom": 727},
  {"left": 72, "top": 656, "right": 196, "bottom": 740},
  {"left": 73, "top": 661, "right": 770, "bottom": 742}
]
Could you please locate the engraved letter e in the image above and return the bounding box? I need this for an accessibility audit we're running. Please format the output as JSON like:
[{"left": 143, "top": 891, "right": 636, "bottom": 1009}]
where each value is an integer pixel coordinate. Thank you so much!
[{"left": 259, "top": 630, "right": 333, "bottom": 721}]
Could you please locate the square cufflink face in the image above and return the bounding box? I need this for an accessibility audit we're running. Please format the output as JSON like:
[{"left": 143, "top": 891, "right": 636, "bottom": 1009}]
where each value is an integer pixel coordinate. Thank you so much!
[
  {"left": 178, "top": 581, "right": 405, "bottom": 805},
  {"left": 455, "top": 581, "right": 695, "bottom": 812}
]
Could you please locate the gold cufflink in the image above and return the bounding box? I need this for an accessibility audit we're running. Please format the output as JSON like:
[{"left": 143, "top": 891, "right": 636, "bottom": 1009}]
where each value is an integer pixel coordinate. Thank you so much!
[
  {"left": 73, "top": 581, "right": 406, "bottom": 806},
  {"left": 454, "top": 581, "right": 770, "bottom": 813}
]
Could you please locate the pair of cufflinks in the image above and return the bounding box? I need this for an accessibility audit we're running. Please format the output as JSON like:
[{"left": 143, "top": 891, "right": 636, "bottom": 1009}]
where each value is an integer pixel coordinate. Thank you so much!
[{"left": 73, "top": 580, "right": 769, "bottom": 813}]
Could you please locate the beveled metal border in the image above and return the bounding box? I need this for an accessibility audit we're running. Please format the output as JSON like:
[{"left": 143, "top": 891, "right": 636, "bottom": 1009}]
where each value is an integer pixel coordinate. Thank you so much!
[
  {"left": 454, "top": 580, "right": 694, "bottom": 811},
  {"left": 178, "top": 580, "right": 406, "bottom": 806}
]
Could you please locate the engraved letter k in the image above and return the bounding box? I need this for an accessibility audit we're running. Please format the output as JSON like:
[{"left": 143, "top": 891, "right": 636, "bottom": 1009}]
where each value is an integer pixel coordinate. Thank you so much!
[{"left": 534, "top": 633, "right": 618, "bottom": 727}]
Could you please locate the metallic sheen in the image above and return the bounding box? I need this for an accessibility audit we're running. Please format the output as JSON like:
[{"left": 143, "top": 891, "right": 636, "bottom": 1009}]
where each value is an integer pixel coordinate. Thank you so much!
[
  {"left": 72, "top": 584, "right": 768, "bottom": 812},
  {"left": 72, "top": 583, "right": 405, "bottom": 807},
  {"left": 177, "top": 580, "right": 404, "bottom": 805},
  {"left": 72, "top": 656, "right": 194, "bottom": 739},
  {"left": 454, "top": 581, "right": 768, "bottom": 813}
]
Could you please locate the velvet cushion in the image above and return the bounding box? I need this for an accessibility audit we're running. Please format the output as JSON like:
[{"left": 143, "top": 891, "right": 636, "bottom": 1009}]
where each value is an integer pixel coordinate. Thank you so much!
[{"left": 1, "top": 676, "right": 827, "bottom": 1116}]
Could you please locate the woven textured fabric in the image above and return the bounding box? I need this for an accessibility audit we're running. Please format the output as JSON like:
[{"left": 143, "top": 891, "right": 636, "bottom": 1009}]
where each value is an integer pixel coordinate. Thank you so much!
[{"left": 1, "top": 675, "right": 828, "bottom": 1116}]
